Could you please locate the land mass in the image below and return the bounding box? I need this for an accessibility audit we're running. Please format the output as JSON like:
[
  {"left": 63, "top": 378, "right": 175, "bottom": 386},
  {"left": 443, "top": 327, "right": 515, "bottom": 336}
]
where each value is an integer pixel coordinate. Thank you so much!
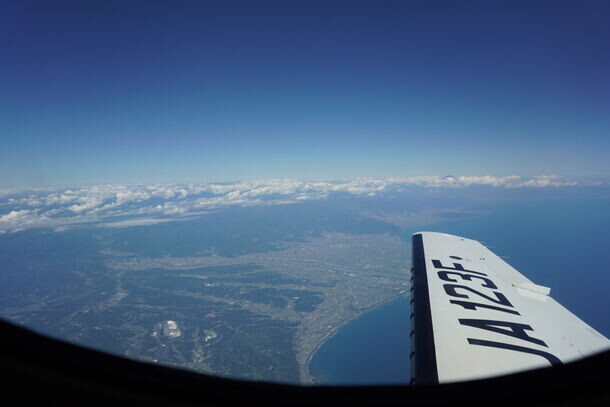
[
  {"left": 106, "top": 232, "right": 411, "bottom": 383},
  {"left": 1, "top": 227, "right": 410, "bottom": 384}
]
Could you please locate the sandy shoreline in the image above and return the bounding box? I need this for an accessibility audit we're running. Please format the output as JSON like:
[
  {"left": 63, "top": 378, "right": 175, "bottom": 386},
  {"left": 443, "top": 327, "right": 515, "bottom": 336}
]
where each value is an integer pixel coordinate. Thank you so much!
[{"left": 301, "top": 293, "right": 407, "bottom": 384}]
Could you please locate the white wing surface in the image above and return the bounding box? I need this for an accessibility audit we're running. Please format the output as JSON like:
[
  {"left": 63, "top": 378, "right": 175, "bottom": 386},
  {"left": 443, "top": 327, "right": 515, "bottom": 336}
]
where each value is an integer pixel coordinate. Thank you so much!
[{"left": 410, "top": 232, "right": 609, "bottom": 384}]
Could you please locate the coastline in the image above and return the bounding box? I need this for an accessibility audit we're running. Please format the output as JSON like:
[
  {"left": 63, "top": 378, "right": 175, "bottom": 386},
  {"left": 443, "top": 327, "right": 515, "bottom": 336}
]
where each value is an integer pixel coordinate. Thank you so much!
[{"left": 301, "top": 292, "right": 408, "bottom": 384}]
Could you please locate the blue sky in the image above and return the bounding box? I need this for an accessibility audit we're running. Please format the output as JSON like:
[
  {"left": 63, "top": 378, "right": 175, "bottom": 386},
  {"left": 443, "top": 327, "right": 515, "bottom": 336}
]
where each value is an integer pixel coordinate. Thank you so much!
[{"left": 1, "top": 0, "right": 610, "bottom": 187}]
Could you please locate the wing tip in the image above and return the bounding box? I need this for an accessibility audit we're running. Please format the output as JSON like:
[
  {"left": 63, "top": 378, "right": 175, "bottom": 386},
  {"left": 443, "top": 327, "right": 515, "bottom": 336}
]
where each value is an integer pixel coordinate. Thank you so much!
[{"left": 412, "top": 231, "right": 473, "bottom": 241}]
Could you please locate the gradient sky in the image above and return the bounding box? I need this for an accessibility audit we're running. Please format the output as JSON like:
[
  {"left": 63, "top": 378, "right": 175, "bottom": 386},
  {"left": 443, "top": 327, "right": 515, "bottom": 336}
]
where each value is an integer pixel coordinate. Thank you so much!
[{"left": 1, "top": 0, "right": 610, "bottom": 187}]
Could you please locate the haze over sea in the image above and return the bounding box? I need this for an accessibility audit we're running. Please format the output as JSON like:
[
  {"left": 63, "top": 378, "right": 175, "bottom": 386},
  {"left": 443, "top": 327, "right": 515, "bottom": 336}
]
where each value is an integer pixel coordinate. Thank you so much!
[{"left": 310, "top": 191, "right": 610, "bottom": 384}]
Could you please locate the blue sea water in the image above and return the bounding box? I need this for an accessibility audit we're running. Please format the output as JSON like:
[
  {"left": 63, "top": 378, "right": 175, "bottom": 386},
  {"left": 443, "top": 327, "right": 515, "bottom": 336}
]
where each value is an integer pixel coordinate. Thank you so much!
[
  {"left": 309, "top": 195, "right": 610, "bottom": 385},
  {"left": 308, "top": 296, "right": 412, "bottom": 385}
]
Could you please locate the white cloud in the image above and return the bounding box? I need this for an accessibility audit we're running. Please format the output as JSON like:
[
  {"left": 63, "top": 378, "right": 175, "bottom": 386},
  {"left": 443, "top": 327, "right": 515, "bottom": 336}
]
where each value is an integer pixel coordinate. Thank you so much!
[
  {"left": 0, "top": 175, "right": 597, "bottom": 233},
  {"left": 0, "top": 209, "right": 35, "bottom": 223},
  {"left": 99, "top": 218, "right": 188, "bottom": 228}
]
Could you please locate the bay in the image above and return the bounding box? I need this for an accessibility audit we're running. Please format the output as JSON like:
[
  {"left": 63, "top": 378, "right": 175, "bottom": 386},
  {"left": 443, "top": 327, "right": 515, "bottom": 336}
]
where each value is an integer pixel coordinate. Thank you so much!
[{"left": 308, "top": 295, "right": 412, "bottom": 385}]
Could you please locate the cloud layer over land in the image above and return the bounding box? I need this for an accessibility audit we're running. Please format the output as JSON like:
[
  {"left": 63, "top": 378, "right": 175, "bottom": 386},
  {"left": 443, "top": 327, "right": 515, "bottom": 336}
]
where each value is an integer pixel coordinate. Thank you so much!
[{"left": 0, "top": 176, "right": 593, "bottom": 233}]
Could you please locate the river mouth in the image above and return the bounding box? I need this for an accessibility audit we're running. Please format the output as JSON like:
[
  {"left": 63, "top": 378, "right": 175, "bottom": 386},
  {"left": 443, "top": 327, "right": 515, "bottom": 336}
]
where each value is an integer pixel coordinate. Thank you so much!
[{"left": 307, "top": 295, "right": 412, "bottom": 385}]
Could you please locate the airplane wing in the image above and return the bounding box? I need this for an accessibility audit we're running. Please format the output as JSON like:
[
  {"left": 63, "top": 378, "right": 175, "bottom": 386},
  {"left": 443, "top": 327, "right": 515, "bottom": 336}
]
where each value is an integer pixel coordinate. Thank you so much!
[{"left": 410, "top": 231, "right": 609, "bottom": 384}]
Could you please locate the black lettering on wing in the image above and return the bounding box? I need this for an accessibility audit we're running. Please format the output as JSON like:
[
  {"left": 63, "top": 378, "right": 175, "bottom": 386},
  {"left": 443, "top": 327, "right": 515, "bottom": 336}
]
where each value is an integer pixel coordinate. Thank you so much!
[
  {"left": 438, "top": 271, "right": 497, "bottom": 289},
  {"left": 459, "top": 318, "right": 547, "bottom": 347},
  {"left": 467, "top": 338, "right": 561, "bottom": 366},
  {"left": 432, "top": 259, "right": 487, "bottom": 276},
  {"left": 443, "top": 284, "right": 513, "bottom": 308},
  {"left": 450, "top": 300, "right": 520, "bottom": 315}
]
